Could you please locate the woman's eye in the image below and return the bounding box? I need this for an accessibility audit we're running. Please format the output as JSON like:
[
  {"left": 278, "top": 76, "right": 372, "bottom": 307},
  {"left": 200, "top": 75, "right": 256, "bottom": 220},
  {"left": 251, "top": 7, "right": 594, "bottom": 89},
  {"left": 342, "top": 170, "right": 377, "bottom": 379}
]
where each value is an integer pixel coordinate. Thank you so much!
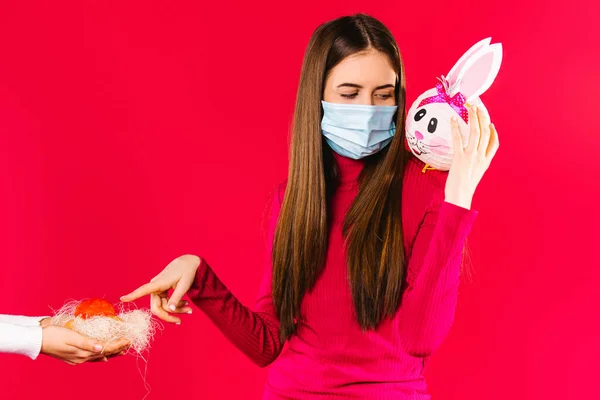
[
  {"left": 376, "top": 93, "right": 393, "bottom": 99},
  {"left": 340, "top": 93, "right": 358, "bottom": 98}
]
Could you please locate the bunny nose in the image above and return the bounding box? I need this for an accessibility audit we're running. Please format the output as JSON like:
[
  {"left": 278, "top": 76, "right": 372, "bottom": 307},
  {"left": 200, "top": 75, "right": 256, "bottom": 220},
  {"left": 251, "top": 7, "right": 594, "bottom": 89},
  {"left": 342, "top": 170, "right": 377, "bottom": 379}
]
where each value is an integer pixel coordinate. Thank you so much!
[{"left": 415, "top": 130, "right": 424, "bottom": 140}]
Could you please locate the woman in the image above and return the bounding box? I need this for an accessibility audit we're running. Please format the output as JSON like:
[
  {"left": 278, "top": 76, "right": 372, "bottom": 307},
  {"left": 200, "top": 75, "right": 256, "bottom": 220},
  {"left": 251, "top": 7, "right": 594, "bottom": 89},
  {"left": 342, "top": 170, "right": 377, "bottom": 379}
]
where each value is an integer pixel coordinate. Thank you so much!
[
  {"left": 121, "top": 14, "right": 498, "bottom": 398},
  {"left": 0, "top": 314, "right": 129, "bottom": 364}
]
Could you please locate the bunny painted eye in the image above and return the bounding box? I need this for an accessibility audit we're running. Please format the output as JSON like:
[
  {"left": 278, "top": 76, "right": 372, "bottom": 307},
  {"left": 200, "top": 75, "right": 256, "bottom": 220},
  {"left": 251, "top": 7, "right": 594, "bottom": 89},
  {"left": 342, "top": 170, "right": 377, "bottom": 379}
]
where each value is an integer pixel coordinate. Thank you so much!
[
  {"left": 427, "top": 118, "right": 438, "bottom": 133},
  {"left": 415, "top": 109, "right": 426, "bottom": 121}
]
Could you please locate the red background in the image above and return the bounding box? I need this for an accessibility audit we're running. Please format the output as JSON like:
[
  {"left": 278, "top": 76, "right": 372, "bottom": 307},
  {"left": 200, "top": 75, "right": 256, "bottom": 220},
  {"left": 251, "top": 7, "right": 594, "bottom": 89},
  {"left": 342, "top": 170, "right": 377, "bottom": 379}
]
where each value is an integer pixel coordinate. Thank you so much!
[{"left": 1, "top": 1, "right": 598, "bottom": 399}]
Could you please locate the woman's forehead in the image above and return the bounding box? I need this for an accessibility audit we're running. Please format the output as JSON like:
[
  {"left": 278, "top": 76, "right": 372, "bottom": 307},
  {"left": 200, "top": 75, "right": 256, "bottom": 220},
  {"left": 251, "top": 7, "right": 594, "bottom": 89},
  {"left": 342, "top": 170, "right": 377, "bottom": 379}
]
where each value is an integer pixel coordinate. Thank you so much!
[{"left": 328, "top": 51, "right": 396, "bottom": 88}]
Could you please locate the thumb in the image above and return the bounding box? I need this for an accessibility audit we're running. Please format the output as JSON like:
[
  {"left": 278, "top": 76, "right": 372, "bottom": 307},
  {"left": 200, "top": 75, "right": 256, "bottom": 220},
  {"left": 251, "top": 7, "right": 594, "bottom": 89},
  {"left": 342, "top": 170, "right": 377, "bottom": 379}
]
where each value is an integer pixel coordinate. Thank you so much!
[
  {"left": 168, "top": 275, "right": 194, "bottom": 311},
  {"left": 69, "top": 331, "right": 103, "bottom": 353}
]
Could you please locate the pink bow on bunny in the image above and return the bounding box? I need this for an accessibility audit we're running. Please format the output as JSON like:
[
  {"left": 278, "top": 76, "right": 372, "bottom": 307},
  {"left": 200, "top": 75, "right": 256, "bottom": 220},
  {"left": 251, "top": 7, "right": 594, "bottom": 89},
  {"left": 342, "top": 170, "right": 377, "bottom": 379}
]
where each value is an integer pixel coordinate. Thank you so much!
[{"left": 418, "top": 79, "right": 469, "bottom": 123}]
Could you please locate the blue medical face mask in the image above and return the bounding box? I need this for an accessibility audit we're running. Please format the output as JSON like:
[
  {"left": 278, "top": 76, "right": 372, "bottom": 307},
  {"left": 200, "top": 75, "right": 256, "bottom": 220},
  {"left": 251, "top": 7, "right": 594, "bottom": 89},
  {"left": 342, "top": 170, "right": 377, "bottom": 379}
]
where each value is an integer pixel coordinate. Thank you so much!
[{"left": 321, "top": 100, "right": 398, "bottom": 160}]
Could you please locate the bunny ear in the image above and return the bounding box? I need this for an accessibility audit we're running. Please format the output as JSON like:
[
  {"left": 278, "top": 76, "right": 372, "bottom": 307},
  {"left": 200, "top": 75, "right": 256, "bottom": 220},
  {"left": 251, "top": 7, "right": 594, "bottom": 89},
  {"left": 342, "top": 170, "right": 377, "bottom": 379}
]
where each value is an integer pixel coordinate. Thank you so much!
[
  {"left": 454, "top": 43, "right": 503, "bottom": 102},
  {"left": 445, "top": 37, "right": 492, "bottom": 89}
]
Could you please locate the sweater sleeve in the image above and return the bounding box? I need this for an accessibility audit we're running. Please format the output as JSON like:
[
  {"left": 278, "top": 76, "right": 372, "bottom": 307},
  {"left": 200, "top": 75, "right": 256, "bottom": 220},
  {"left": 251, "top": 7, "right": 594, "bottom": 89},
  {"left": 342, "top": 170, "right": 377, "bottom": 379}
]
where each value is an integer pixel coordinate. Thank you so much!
[
  {"left": 0, "top": 321, "right": 43, "bottom": 360},
  {"left": 397, "top": 195, "right": 478, "bottom": 358},
  {"left": 187, "top": 188, "right": 283, "bottom": 367},
  {"left": 0, "top": 315, "right": 48, "bottom": 326}
]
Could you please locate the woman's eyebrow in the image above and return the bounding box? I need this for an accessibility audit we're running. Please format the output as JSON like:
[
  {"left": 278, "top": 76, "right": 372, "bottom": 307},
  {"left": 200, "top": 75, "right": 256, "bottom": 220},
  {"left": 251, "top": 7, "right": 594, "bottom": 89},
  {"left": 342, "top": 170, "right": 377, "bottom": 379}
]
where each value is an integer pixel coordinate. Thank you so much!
[
  {"left": 336, "top": 83, "right": 395, "bottom": 90},
  {"left": 374, "top": 84, "right": 395, "bottom": 90},
  {"left": 337, "top": 83, "right": 362, "bottom": 89}
]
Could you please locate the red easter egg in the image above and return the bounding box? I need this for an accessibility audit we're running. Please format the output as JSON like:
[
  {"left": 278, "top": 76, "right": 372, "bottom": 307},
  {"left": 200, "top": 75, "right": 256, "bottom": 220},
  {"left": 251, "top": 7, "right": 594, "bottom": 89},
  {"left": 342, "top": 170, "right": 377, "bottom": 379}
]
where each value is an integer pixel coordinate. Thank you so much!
[{"left": 74, "top": 298, "right": 117, "bottom": 319}]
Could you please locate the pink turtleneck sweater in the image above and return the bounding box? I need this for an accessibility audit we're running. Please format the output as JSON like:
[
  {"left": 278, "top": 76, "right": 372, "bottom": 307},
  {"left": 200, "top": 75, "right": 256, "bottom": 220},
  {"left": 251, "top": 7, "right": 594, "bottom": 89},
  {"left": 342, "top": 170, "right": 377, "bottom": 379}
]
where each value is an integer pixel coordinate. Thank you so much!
[{"left": 188, "top": 152, "right": 478, "bottom": 399}]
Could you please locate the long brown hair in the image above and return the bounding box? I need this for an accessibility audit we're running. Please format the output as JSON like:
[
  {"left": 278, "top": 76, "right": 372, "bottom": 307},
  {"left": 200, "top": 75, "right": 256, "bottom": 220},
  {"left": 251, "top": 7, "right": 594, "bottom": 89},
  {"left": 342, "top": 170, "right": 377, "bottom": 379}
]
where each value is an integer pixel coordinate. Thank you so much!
[{"left": 272, "top": 14, "right": 408, "bottom": 342}]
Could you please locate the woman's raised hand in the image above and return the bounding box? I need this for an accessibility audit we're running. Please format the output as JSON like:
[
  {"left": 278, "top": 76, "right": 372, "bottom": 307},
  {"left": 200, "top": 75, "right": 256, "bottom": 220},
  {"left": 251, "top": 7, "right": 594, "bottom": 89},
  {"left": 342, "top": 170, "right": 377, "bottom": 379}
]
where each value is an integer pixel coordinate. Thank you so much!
[
  {"left": 445, "top": 106, "right": 500, "bottom": 209},
  {"left": 120, "top": 255, "right": 199, "bottom": 324}
]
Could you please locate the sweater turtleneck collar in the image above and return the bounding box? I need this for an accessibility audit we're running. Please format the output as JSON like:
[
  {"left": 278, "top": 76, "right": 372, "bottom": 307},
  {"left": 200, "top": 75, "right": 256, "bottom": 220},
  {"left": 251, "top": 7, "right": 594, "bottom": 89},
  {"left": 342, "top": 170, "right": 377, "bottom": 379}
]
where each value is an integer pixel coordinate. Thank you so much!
[{"left": 332, "top": 151, "right": 365, "bottom": 184}]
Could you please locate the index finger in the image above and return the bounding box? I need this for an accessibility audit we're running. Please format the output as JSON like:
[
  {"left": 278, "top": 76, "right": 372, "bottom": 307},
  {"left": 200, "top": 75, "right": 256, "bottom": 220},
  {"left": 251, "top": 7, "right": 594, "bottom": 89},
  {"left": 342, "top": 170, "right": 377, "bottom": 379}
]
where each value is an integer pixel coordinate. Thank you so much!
[
  {"left": 466, "top": 106, "right": 481, "bottom": 153},
  {"left": 477, "top": 108, "right": 491, "bottom": 154},
  {"left": 120, "top": 281, "right": 168, "bottom": 302},
  {"left": 450, "top": 116, "right": 464, "bottom": 153}
]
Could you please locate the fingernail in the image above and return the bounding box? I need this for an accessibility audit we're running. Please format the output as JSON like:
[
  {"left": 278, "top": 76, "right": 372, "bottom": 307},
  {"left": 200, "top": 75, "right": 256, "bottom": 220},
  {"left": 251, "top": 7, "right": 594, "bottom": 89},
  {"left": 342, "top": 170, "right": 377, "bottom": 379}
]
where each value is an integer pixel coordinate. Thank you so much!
[
  {"left": 451, "top": 116, "right": 456, "bottom": 122},
  {"left": 94, "top": 344, "right": 103, "bottom": 351},
  {"left": 175, "top": 322, "right": 181, "bottom": 325},
  {"left": 473, "top": 106, "right": 478, "bottom": 112},
  {"left": 187, "top": 310, "right": 192, "bottom": 314},
  {"left": 169, "top": 304, "right": 176, "bottom": 311},
  {"left": 103, "top": 357, "right": 108, "bottom": 362}
]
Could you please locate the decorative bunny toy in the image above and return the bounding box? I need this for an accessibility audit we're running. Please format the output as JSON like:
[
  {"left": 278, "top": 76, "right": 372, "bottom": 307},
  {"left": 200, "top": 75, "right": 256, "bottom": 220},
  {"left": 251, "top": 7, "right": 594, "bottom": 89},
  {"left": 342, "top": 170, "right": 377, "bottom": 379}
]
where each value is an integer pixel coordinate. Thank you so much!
[{"left": 406, "top": 37, "right": 503, "bottom": 171}]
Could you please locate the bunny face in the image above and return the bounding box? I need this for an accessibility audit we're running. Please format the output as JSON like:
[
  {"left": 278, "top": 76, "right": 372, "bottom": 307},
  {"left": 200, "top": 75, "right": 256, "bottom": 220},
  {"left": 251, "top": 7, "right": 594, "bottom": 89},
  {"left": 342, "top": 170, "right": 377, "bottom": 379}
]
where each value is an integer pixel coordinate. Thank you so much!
[
  {"left": 406, "top": 91, "right": 488, "bottom": 170},
  {"left": 405, "top": 37, "right": 503, "bottom": 171}
]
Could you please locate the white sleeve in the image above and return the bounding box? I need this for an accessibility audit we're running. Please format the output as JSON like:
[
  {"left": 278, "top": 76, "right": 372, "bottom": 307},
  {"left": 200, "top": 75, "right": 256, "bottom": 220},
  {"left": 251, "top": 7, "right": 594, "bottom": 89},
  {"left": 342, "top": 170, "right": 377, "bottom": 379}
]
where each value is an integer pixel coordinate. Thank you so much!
[
  {"left": 0, "top": 322, "right": 43, "bottom": 359},
  {"left": 0, "top": 314, "right": 48, "bottom": 326}
]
